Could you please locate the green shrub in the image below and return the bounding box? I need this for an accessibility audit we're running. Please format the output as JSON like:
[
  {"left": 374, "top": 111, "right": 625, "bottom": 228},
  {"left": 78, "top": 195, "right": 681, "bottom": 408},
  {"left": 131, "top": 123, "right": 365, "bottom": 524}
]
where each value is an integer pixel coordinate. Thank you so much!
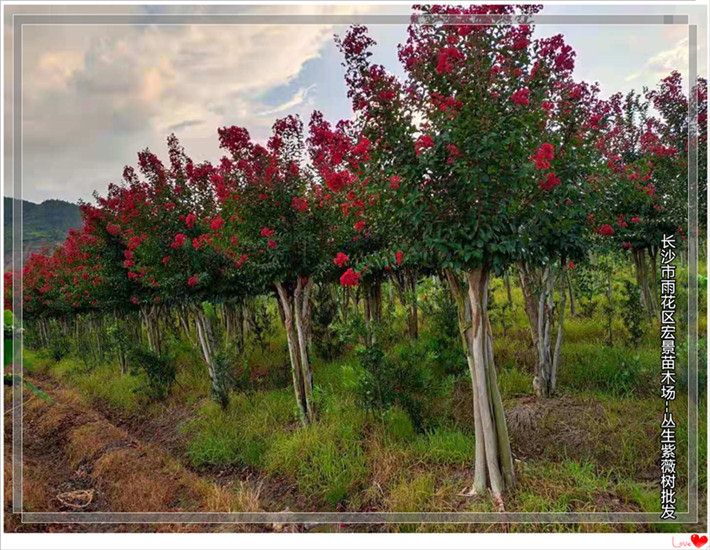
[
  {"left": 355, "top": 343, "right": 436, "bottom": 430},
  {"left": 127, "top": 346, "right": 176, "bottom": 401}
]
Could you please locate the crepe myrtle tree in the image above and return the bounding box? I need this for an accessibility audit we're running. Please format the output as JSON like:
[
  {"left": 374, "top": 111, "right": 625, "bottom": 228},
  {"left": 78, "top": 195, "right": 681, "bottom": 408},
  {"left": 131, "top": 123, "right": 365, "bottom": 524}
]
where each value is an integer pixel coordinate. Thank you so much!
[
  {"left": 335, "top": 25, "right": 427, "bottom": 340},
  {"left": 647, "top": 72, "right": 708, "bottom": 235},
  {"left": 515, "top": 81, "right": 610, "bottom": 398},
  {"left": 306, "top": 110, "right": 389, "bottom": 342},
  {"left": 375, "top": 3, "right": 599, "bottom": 502},
  {"left": 91, "top": 137, "right": 236, "bottom": 405},
  {"left": 212, "top": 115, "right": 352, "bottom": 424},
  {"left": 595, "top": 86, "right": 689, "bottom": 315}
]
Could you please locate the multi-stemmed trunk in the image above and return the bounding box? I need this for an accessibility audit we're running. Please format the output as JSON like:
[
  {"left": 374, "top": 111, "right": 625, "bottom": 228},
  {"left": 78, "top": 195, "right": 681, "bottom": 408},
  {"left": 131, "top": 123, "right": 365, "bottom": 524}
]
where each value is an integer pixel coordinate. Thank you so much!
[
  {"left": 275, "top": 277, "right": 315, "bottom": 425},
  {"left": 444, "top": 267, "right": 515, "bottom": 506},
  {"left": 518, "top": 262, "right": 568, "bottom": 398},
  {"left": 632, "top": 247, "right": 658, "bottom": 315},
  {"left": 193, "top": 302, "right": 229, "bottom": 408},
  {"left": 140, "top": 304, "right": 164, "bottom": 356},
  {"left": 394, "top": 269, "right": 419, "bottom": 340}
]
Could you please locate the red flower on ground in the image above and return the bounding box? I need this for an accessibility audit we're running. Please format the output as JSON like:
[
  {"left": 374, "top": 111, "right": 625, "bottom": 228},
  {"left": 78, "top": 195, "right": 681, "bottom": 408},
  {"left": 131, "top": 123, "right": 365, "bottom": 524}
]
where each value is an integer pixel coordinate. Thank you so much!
[
  {"left": 567, "top": 260, "right": 575, "bottom": 270},
  {"left": 630, "top": 216, "right": 641, "bottom": 223},
  {"left": 622, "top": 241, "right": 633, "bottom": 250},
  {"left": 395, "top": 250, "right": 404, "bottom": 266},
  {"left": 353, "top": 220, "right": 366, "bottom": 232},
  {"left": 267, "top": 239, "right": 277, "bottom": 250},
  {"left": 340, "top": 268, "right": 361, "bottom": 287},
  {"left": 389, "top": 175, "right": 402, "bottom": 190},
  {"left": 333, "top": 252, "right": 349, "bottom": 267},
  {"left": 187, "top": 275, "right": 199, "bottom": 287}
]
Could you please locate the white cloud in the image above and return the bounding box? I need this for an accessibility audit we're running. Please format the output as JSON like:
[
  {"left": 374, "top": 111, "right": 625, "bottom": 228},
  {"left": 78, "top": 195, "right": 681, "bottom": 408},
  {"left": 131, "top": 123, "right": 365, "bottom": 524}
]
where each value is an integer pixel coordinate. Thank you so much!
[{"left": 625, "top": 37, "right": 689, "bottom": 83}]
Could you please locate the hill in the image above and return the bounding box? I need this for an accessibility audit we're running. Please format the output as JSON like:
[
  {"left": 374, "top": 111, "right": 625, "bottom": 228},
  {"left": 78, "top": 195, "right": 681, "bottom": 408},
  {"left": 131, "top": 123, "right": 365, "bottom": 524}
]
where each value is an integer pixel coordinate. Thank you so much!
[{"left": 3, "top": 197, "right": 82, "bottom": 265}]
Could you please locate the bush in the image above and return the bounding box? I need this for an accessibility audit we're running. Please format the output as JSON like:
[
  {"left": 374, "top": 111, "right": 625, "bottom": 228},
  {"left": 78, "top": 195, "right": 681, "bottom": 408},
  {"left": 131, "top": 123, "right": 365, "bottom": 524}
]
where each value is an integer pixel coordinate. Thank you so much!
[
  {"left": 620, "top": 280, "right": 645, "bottom": 345},
  {"left": 355, "top": 343, "right": 435, "bottom": 430},
  {"left": 127, "top": 346, "right": 176, "bottom": 401}
]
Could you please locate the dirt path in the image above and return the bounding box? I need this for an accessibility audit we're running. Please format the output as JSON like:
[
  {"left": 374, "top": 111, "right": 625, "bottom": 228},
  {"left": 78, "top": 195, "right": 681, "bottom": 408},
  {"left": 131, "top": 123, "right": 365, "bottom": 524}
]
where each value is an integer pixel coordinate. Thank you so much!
[{"left": 3, "top": 376, "right": 270, "bottom": 533}]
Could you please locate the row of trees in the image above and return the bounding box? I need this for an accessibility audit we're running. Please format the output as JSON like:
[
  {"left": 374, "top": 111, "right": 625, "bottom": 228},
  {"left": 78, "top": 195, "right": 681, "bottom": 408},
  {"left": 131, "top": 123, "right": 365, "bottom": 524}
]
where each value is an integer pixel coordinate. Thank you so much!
[{"left": 5, "top": 5, "right": 706, "bottom": 504}]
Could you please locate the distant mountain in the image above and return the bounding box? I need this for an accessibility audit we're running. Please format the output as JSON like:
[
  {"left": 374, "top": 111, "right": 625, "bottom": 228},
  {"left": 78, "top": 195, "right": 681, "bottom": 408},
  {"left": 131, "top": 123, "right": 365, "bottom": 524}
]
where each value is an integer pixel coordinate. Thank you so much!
[{"left": 3, "top": 197, "right": 82, "bottom": 265}]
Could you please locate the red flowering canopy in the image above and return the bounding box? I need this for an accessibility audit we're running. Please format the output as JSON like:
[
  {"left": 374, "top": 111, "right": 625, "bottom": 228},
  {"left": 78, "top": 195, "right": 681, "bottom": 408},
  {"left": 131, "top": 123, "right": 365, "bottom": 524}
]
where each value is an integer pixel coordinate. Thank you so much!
[
  {"left": 393, "top": 4, "right": 589, "bottom": 273},
  {"left": 595, "top": 82, "right": 689, "bottom": 253},
  {"left": 90, "top": 135, "right": 234, "bottom": 308},
  {"left": 212, "top": 115, "right": 351, "bottom": 289}
]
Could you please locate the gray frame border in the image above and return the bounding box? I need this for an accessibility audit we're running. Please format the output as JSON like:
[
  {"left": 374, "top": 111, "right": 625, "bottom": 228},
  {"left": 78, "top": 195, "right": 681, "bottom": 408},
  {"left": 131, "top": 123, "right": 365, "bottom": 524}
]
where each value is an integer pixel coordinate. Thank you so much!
[{"left": 7, "top": 10, "right": 702, "bottom": 525}]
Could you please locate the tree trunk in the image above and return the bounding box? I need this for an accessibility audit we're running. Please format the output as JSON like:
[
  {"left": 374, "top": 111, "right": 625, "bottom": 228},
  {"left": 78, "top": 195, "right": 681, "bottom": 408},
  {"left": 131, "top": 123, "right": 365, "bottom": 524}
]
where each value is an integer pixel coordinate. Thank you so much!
[
  {"left": 566, "top": 271, "right": 576, "bottom": 317},
  {"left": 140, "top": 305, "right": 163, "bottom": 355},
  {"left": 363, "top": 277, "right": 383, "bottom": 345},
  {"left": 522, "top": 262, "right": 569, "bottom": 399},
  {"left": 466, "top": 267, "right": 514, "bottom": 506},
  {"left": 504, "top": 271, "right": 513, "bottom": 308},
  {"left": 445, "top": 267, "right": 515, "bottom": 505},
  {"left": 276, "top": 279, "right": 315, "bottom": 425},
  {"left": 193, "top": 303, "right": 229, "bottom": 408},
  {"left": 394, "top": 270, "right": 419, "bottom": 340},
  {"left": 632, "top": 247, "right": 657, "bottom": 315},
  {"left": 517, "top": 263, "right": 539, "bottom": 348}
]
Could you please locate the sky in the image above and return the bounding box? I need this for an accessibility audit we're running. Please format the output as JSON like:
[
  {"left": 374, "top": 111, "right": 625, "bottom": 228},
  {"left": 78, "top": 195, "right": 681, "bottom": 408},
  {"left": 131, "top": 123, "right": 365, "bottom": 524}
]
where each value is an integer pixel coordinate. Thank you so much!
[{"left": 3, "top": 3, "right": 707, "bottom": 204}]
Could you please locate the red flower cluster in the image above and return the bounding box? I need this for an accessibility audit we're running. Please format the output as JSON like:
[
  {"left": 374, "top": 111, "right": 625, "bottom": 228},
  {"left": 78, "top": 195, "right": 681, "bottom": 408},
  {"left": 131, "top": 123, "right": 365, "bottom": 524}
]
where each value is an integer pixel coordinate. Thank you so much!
[
  {"left": 415, "top": 135, "right": 435, "bottom": 156},
  {"left": 510, "top": 88, "right": 530, "bottom": 106},
  {"left": 291, "top": 196, "right": 309, "bottom": 212},
  {"left": 389, "top": 174, "right": 402, "bottom": 190},
  {"left": 435, "top": 46, "right": 464, "bottom": 75},
  {"left": 538, "top": 172, "right": 560, "bottom": 192},
  {"left": 171, "top": 233, "right": 187, "bottom": 249},
  {"left": 339, "top": 267, "right": 360, "bottom": 287},
  {"left": 260, "top": 227, "right": 275, "bottom": 238},
  {"left": 187, "top": 275, "right": 199, "bottom": 287},
  {"left": 395, "top": 250, "right": 404, "bottom": 266},
  {"left": 185, "top": 212, "right": 197, "bottom": 228},
  {"left": 333, "top": 252, "right": 349, "bottom": 267},
  {"left": 531, "top": 143, "right": 555, "bottom": 170},
  {"left": 596, "top": 224, "right": 615, "bottom": 237},
  {"left": 210, "top": 215, "right": 224, "bottom": 231}
]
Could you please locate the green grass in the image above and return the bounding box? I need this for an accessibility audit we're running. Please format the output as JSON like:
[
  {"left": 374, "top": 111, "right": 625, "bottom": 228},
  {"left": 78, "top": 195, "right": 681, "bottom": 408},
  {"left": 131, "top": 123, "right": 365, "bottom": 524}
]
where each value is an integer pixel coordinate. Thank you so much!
[
  {"left": 264, "top": 401, "right": 367, "bottom": 506},
  {"left": 184, "top": 389, "right": 295, "bottom": 468},
  {"left": 410, "top": 428, "right": 474, "bottom": 466}
]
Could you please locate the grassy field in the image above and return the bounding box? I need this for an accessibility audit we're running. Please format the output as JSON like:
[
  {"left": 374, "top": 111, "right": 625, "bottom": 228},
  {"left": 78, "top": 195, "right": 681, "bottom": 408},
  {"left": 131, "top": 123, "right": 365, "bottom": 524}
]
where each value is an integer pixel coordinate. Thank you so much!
[{"left": 12, "top": 259, "right": 708, "bottom": 532}]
